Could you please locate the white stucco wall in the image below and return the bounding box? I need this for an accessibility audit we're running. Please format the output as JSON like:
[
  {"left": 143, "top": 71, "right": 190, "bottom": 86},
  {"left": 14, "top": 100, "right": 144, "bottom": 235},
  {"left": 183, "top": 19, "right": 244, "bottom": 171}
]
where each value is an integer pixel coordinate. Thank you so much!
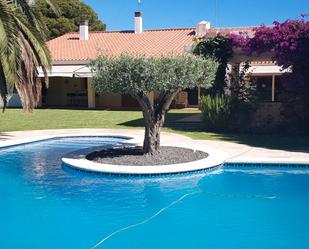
[{"left": 0, "top": 94, "right": 22, "bottom": 108}]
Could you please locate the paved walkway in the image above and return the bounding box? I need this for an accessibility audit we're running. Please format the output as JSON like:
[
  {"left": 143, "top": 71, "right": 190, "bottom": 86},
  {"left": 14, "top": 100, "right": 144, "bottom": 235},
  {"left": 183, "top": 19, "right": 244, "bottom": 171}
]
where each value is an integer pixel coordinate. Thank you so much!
[{"left": 0, "top": 128, "right": 309, "bottom": 164}]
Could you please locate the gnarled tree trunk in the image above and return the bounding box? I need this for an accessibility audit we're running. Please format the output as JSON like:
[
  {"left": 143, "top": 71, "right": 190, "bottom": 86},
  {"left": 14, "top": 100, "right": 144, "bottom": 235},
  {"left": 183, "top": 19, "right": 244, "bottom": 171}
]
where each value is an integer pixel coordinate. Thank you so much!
[
  {"left": 143, "top": 118, "right": 162, "bottom": 154},
  {"left": 134, "top": 90, "right": 180, "bottom": 155}
]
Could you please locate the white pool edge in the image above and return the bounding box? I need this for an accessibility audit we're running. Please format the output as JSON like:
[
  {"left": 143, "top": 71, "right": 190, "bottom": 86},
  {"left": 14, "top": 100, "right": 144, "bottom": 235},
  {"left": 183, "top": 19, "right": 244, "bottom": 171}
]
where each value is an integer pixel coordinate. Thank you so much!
[
  {"left": 1, "top": 132, "right": 308, "bottom": 175},
  {"left": 0, "top": 132, "right": 226, "bottom": 175},
  {"left": 62, "top": 146, "right": 226, "bottom": 175},
  {"left": 0, "top": 133, "right": 141, "bottom": 149}
]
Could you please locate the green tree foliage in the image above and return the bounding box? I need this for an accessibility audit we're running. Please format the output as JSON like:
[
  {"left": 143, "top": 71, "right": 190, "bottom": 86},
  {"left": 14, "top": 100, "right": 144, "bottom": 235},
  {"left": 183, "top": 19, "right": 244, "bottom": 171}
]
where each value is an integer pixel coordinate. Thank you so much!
[
  {"left": 193, "top": 35, "right": 234, "bottom": 94},
  {"left": 37, "top": 0, "right": 106, "bottom": 40},
  {"left": 90, "top": 54, "right": 218, "bottom": 154},
  {"left": 0, "top": 0, "right": 52, "bottom": 111}
]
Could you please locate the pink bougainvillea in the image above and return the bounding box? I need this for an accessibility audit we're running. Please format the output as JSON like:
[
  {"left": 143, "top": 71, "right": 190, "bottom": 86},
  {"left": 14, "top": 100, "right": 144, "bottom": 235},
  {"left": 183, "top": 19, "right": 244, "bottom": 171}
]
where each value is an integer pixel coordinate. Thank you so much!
[
  {"left": 230, "top": 16, "right": 309, "bottom": 132},
  {"left": 194, "top": 16, "right": 309, "bottom": 132},
  {"left": 230, "top": 15, "right": 309, "bottom": 71}
]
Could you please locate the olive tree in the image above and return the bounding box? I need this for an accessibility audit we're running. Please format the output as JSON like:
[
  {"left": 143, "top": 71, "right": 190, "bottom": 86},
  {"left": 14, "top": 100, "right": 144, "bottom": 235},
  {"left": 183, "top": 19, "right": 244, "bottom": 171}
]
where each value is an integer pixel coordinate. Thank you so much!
[{"left": 90, "top": 54, "right": 218, "bottom": 154}]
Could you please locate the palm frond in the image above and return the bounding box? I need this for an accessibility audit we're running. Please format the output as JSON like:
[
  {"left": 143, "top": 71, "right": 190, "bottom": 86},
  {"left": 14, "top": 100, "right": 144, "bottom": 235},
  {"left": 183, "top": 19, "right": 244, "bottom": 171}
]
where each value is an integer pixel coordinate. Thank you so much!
[
  {"left": 0, "top": 0, "right": 54, "bottom": 111},
  {"left": 0, "top": 0, "right": 20, "bottom": 86},
  {"left": 16, "top": 31, "right": 44, "bottom": 111}
]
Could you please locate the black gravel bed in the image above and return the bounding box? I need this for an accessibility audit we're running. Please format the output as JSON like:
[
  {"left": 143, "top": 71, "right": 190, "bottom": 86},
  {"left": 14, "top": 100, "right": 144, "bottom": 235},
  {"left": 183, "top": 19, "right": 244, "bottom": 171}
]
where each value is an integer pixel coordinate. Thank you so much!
[{"left": 86, "top": 146, "right": 208, "bottom": 166}]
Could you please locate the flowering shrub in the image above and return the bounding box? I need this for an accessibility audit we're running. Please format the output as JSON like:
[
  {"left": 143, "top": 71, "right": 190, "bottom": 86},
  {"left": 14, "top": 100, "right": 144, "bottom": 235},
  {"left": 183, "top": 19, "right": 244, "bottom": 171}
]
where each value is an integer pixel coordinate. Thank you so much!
[
  {"left": 232, "top": 15, "right": 309, "bottom": 132},
  {"left": 237, "top": 15, "right": 309, "bottom": 71},
  {"left": 195, "top": 16, "right": 309, "bottom": 133},
  {"left": 229, "top": 15, "right": 309, "bottom": 88}
]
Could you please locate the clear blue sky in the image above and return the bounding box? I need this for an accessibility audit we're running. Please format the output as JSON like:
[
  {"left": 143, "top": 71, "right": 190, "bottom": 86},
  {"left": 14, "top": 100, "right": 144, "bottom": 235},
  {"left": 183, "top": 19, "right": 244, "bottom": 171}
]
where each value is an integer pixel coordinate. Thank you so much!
[{"left": 84, "top": 0, "right": 308, "bottom": 31}]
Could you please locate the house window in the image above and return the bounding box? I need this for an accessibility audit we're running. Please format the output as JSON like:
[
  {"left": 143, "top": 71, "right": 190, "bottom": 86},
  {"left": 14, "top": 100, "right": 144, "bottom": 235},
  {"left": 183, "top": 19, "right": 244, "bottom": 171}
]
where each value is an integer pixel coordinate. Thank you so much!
[
  {"left": 253, "top": 76, "right": 272, "bottom": 102},
  {"left": 253, "top": 75, "right": 283, "bottom": 102}
]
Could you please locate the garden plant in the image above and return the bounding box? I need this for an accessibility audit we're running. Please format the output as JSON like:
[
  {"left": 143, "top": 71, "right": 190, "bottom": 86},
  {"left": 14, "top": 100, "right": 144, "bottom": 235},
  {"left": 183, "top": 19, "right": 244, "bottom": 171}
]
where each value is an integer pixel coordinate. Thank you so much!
[{"left": 90, "top": 54, "right": 218, "bottom": 154}]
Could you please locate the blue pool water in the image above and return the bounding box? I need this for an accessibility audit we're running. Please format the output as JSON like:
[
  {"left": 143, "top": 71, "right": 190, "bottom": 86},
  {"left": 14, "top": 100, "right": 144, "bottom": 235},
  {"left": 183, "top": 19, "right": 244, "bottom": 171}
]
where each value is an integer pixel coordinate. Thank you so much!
[{"left": 1, "top": 137, "right": 309, "bottom": 249}]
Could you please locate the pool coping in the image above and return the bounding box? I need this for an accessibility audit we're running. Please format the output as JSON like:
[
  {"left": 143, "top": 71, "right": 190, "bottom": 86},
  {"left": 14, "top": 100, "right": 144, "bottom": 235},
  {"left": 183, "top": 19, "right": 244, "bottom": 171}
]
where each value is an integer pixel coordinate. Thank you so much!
[
  {"left": 1, "top": 129, "right": 309, "bottom": 175},
  {"left": 0, "top": 132, "right": 226, "bottom": 175},
  {"left": 0, "top": 133, "right": 139, "bottom": 149}
]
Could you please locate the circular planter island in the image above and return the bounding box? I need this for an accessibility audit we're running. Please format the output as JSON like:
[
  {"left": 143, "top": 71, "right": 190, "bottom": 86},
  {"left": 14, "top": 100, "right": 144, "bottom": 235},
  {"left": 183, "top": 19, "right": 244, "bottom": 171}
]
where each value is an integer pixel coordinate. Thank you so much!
[{"left": 62, "top": 143, "right": 226, "bottom": 176}]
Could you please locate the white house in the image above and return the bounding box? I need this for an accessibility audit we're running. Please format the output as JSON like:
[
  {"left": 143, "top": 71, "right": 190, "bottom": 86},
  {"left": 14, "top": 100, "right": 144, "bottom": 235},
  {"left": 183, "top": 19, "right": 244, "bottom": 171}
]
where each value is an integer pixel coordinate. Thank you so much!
[{"left": 5, "top": 12, "right": 285, "bottom": 109}]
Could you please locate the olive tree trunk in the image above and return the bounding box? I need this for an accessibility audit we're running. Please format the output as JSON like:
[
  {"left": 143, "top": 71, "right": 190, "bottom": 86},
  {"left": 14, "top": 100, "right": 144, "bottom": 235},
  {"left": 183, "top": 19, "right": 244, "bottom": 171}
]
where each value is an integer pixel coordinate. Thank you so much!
[
  {"left": 143, "top": 117, "right": 162, "bottom": 153},
  {"left": 134, "top": 91, "right": 180, "bottom": 155}
]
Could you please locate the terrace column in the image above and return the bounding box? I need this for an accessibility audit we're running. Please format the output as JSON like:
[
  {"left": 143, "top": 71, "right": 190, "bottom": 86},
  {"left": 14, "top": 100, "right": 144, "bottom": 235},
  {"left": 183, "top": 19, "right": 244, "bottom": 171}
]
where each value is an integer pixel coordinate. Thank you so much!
[
  {"left": 271, "top": 75, "right": 276, "bottom": 102},
  {"left": 87, "top": 78, "right": 96, "bottom": 108}
]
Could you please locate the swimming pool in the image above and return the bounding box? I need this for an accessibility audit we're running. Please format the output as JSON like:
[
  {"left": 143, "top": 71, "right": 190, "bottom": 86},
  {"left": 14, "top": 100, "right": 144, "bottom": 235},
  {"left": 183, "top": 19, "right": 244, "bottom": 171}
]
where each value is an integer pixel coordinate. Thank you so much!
[{"left": 1, "top": 137, "right": 309, "bottom": 249}]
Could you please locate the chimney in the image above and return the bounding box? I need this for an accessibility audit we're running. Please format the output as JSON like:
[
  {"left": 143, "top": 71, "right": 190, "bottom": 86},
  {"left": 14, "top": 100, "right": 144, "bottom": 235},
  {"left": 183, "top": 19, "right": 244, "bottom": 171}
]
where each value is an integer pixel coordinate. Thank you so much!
[
  {"left": 135, "top": 12, "right": 143, "bottom": 34},
  {"left": 196, "top": 21, "right": 211, "bottom": 37},
  {"left": 79, "top": 20, "right": 89, "bottom": 40}
]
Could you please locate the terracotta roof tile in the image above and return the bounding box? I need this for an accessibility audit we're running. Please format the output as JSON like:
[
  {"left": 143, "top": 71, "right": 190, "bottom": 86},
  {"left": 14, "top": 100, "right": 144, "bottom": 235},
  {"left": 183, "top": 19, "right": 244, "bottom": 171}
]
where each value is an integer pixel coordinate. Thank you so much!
[
  {"left": 204, "top": 26, "right": 257, "bottom": 37},
  {"left": 47, "top": 27, "right": 255, "bottom": 62}
]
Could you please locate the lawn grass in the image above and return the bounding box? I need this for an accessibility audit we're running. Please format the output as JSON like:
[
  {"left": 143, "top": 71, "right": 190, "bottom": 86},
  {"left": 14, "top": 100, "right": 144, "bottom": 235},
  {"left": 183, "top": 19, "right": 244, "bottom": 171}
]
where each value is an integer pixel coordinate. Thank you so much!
[
  {"left": 1, "top": 108, "right": 309, "bottom": 151},
  {"left": 0, "top": 108, "right": 144, "bottom": 131},
  {"left": 0, "top": 108, "right": 198, "bottom": 131}
]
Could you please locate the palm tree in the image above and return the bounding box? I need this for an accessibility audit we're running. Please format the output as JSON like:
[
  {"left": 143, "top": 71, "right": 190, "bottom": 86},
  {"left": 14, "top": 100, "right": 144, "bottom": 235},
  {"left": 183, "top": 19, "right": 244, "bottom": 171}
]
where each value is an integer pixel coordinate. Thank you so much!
[{"left": 0, "top": 0, "right": 56, "bottom": 111}]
